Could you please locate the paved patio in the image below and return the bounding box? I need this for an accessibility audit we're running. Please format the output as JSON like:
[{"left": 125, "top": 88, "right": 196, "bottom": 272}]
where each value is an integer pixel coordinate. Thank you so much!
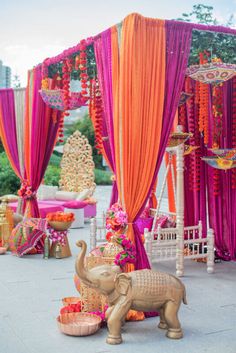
[{"left": 0, "top": 186, "right": 235, "bottom": 353}]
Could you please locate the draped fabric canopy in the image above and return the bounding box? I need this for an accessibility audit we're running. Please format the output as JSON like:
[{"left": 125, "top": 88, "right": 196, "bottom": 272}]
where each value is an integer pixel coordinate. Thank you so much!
[
  {"left": 23, "top": 67, "right": 61, "bottom": 217},
  {"left": 0, "top": 68, "right": 61, "bottom": 221},
  {"left": 94, "top": 14, "right": 193, "bottom": 269}
]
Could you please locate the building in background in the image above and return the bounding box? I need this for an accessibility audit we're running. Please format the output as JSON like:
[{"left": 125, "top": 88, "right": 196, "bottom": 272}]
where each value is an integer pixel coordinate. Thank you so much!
[{"left": 0, "top": 60, "right": 11, "bottom": 88}]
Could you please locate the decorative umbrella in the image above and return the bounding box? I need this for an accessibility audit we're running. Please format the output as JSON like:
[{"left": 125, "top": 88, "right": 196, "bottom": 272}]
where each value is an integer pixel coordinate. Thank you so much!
[
  {"left": 209, "top": 148, "right": 236, "bottom": 159},
  {"left": 167, "top": 132, "right": 192, "bottom": 148},
  {"left": 40, "top": 89, "right": 88, "bottom": 111},
  {"left": 186, "top": 62, "right": 236, "bottom": 85},
  {"left": 202, "top": 156, "right": 236, "bottom": 170}
]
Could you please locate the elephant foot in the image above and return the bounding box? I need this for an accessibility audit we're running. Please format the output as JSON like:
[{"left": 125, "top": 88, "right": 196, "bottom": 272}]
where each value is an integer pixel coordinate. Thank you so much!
[
  {"left": 166, "top": 328, "right": 183, "bottom": 339},
  {"left": 106, "top": 335, "right": 122, "bottom": 345},
  {"left": 158, "top": 321, "right": 168, "bottom": 330}
]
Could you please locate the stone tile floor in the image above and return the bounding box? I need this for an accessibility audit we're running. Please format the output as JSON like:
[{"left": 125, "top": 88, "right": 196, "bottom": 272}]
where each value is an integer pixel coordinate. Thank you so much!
[{"left": 0, "top": 186, "right": 235, "bottom": 353}]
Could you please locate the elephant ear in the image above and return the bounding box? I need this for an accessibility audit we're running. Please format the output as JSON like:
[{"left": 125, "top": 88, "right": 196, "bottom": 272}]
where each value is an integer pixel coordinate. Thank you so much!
[{"left": 115, "top": 273, "right": 131, "bottom": 295}]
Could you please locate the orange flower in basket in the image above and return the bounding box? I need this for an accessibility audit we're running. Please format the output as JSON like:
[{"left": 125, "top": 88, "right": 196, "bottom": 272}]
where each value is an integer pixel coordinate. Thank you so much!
[{"left": 46, "top": 211, "right": 75, "bottom": 222}]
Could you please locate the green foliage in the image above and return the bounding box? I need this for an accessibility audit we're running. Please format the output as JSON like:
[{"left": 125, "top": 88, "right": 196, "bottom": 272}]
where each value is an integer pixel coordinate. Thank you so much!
[
  {"left": 0, "top": 140, "right": 4, "bottom": 153},
  {"left": 44, "top": 164, "right": 61, "bottom": 186},
  {"left": 66, "top": 113, "right": 103, "bottom": 168},
  {"left": 0, "top": 152, "right": 20, "bottom": 195},
  {"left": 177, "top": 4, "right": 236, "bottom": 65},
  {"left": 94, "top": 168, "right": 112, "bottom": 185},
  {"left": 48, "top": 153, "right": 62, "bottom": 167}
]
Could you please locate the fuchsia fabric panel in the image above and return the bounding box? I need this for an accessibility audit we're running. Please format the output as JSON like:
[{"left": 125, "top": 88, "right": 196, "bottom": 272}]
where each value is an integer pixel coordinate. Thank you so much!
[{"left": 9, "top": 201, "right": 96, "bottom": 219}]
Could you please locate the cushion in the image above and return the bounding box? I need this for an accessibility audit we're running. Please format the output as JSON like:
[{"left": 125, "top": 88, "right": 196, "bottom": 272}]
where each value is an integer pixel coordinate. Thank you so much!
[
  {"left": 153, "top": 215, "right": 168, "bottom": 231},
  {"left": 37, "top": 185, "right": 58, "bottom": 200},
  {"left": 63, "top": 200, "right": 87, "bottom": 209},
  {"left": 76, "top": 189, "right": 92, "bottom": 201},
  {"left": 0, "top": 194, "right": 19, "bottom": 202},
  {"left": 55, "top": 190, "right": 78, "bottom": 201}
]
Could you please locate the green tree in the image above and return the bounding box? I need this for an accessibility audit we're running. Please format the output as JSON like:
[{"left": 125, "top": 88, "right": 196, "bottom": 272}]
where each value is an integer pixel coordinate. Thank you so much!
[
  {"left": 177, "top": 4, "right": 236, "bottom": 65},
  {"left": 0, "top": 152, "right": 20, "bottom": 195}
]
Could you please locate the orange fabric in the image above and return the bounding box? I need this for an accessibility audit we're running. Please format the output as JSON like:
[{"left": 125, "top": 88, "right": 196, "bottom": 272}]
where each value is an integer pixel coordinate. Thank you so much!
[
  {"left": 126, "top": 310, "right": 145, "bottom": 321},
  {"left": 165, "top": 154, "right": 176, "bottom": 214},
  {"left": 112, "top": 14, "right": 166, "bottom": 249},
  {"left": 150, "top": 178, "right": 158, "bottom": 209},
  {"left": 166, "top": 110, "right": 178, "bottom": 213}
]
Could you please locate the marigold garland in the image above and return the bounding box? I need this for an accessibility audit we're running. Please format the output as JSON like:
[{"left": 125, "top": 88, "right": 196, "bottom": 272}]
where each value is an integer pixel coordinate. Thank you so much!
[
  {"left": 198, "top": 52, "right": 209, "bottom": 145},
  {"left": 212, "top": 85, "right": 223, "bottom": 149},
  {"left": 231, "top": 77, "right": 236, "bottom": 188},
  {"left": 91, "top": 79, "right": 104, "bottom": 154}
]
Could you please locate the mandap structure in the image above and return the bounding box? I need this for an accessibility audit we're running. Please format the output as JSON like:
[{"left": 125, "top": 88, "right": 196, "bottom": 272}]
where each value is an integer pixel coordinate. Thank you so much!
[{"left": 0, "top": 13, "right": 236, "bottom": 267}]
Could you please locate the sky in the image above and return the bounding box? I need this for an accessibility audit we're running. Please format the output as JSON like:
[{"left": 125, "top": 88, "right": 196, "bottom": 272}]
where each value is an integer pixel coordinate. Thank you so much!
[{"left": 0, "top": 0, "right": 235, "bottom": 86}]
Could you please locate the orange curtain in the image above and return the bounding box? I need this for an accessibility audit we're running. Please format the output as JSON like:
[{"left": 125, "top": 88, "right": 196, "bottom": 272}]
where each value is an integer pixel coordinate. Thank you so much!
[
  {"left": 166, "top": 110, "right": 178, "bottom": 213},
  {"left": 111, "top": 14, "right": 166, "bottom": 259}
]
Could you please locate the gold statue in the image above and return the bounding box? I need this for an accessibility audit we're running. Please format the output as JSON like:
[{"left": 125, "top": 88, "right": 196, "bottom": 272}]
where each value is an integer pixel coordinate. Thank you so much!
[{"left": 75, "top": 240, "right": 187, "bottom": 345}]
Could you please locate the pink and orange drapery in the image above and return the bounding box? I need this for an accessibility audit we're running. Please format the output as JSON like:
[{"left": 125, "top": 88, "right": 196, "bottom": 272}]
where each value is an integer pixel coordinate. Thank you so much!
[
  {"left": 23, "top": 66, "right": 61, "bottom": 217},
  {"left": 0, "top": 67, "right": 61, "bottom": 220},
  {"left": 94, "top": 14, "right": 193, "bottom": 270}
]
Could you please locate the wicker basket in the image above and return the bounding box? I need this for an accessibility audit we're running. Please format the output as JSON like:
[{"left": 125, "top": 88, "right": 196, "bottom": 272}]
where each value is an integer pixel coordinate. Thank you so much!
[{"left": 80, "top": 256, "right": 115, "bottom": 313}]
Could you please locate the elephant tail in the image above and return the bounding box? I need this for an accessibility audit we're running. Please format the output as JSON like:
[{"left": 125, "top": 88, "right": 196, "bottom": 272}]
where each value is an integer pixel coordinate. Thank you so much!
[{"left": 182, "top": 285, "right": 187, "bottom": 305}]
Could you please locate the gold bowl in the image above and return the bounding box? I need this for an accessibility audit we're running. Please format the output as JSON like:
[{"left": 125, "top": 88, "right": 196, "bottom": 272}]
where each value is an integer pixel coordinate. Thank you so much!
[
  {"left": 57, "top": 312, "right": 101, "bottom": 336},
  {"left": 47, "top": 220, "right": 72, "bottom": 231},
  {"left": 62, "top": 297, "right": 81, "bottom": 306}
]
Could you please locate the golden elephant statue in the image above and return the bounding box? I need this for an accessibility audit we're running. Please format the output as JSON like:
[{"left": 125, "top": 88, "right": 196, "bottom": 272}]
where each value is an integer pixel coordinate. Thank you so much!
[{"left": 76, "top": 240, "right": 187, "bottom": 345}]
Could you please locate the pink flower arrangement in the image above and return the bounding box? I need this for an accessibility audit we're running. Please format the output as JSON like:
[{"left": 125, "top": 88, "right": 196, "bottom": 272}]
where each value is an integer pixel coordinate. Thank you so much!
[
  {"left": 114, "top": 234, "right": 136, "bottom": 268},
  {"left": 106, "top": 203, "right": 128, "bottom": 232},
  {"left": 18, "top": 181, "right": 36, "bottom": 200},
  {"left": 48, "top": 229, "right": 68, "bottom": 246}
]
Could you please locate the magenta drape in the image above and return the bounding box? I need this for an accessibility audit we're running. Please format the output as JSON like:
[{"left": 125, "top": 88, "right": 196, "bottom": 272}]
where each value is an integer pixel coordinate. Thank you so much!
[
  {"left": 131, "top": 20, "right": 194, "bottom": 270},
  {"left": 94, "top": 20, "right": 193, "bottom": 270},
  {"left": 0, "top": 89, "right": 22, "bottom": 178},
  {"left": 94, "top": 29, "right": 118, "bottom": 206},
  {"left": 183, "top": 78, "right": 207, "bottom": 235},
  {"left": 24, "top": 67, "right": 61, "bottom": 217},
  {"left": 206, "top": 79, "right": 236, "bottom": 260}
]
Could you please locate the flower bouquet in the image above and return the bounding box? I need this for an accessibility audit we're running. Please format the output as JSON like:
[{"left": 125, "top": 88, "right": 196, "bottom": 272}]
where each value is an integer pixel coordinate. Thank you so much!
[{"left": 106, "top": 203, "right": 128, "bottom": 234}]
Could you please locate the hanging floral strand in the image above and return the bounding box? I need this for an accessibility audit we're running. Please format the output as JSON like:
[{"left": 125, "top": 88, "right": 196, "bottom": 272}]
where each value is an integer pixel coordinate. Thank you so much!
[
  {"left": 94, "top": 79, "right": 104, "bottom": 154},
  {"left": 231, "top": 77, "right": 236, "bottom": 189},
  {"left": 79, "top": 39, "right": 89, "bottom": 99},
  {"left": 212, "top": 85, "right": 223, "bottom": 149},
  {"left": 193, "top": 81, "right": 201, "bottom": 192},
  {"left": 198, "top": 52, "right": 209, "bottom": 145}
]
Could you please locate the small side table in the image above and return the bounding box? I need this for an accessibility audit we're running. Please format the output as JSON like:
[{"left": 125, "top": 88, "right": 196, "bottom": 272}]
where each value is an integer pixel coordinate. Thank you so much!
[{"left": 49, "top": 235, "right": 72, "bottom": 258}]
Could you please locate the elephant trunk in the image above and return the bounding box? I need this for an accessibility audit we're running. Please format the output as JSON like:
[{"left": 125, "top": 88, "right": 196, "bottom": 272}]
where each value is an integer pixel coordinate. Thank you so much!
[{"left": 75, "top": 240, "right": 97, "bottom": 288}]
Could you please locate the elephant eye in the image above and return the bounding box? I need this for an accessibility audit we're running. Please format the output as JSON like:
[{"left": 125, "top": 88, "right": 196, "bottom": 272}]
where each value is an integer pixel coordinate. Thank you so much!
[{"left": 101, "top": 271, "right": 110, "bottom": 277}]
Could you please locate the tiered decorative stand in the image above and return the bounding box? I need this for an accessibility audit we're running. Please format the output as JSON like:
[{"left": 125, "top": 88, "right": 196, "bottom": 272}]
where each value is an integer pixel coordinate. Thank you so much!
[{"left": 48, "top": 221, "right": 72, "bottom": 258}]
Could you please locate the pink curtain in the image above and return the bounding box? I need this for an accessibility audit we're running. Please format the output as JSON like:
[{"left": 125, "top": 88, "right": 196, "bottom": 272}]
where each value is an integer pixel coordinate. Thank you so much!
[
  {"left": 94, "top": 29, "right": 118, "bottom": 206},
  {"left": 207, "top": 79, "right": 236, "bottom": 260},
  {"left": 0, "top": 89, "right": 23, "bottom": 179},
  {"left": 23, "top": 67, "right": 61, "bottom": 217}
]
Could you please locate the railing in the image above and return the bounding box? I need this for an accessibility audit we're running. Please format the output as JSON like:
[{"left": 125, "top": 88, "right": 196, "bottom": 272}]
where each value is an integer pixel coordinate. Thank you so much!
[
  {"left": 144, "top": 221, "right": 214, "bottom": 276},
  {"left": 90, "top": 214, "right": 106, "bottom": 251}
]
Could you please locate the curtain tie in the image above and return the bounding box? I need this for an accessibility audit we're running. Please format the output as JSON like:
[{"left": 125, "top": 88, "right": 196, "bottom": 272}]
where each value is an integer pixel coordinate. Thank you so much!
[{"left": 18, "top": 180, "right": 37, "bottom": 200}]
